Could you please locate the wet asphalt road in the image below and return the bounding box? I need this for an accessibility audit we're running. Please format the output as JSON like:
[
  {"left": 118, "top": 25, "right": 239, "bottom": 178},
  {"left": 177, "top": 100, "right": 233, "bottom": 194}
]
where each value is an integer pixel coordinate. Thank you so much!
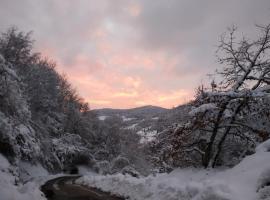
[{"left": 41, "top": 176, "right": 125, "bottom": 200}]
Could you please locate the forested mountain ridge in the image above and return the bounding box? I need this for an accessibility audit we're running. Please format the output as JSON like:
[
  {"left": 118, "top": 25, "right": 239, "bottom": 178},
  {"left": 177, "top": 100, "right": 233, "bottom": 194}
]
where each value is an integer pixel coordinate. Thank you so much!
[
  {"left": 93, "top": 104, "right": 191, "bottom": 144},
  {"left": 94, "top": 105, "right": 168, "bottom": 117},
  {"left": 0, "top": 28, "right": 95, "bottom": 171}
]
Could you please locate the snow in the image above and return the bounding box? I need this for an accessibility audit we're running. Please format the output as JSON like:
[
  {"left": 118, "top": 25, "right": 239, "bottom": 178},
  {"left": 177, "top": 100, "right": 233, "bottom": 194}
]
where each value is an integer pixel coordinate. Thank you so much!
[
  {"left": 223, "top": 108, "right": 233, "bottom": 118},
  {"left": 98, "top": 115, "right": 108, "bottom": 120},
  {"left": 136, "top": 128, "right": 158, "bottom": 143},
  {"left": 18, "top": 161, "right": 49, "bottom": 182},
  {"left": 189, "top": 103, "right": 218, "bottom": 117},
  {"left": 0, "top": 154, "right": 46, "bottom": 200},
  {"left": 124, "top": 123, "right": 138, "bottom": 130},
  {"left": 76, "top": 139, "right": 270, "bottom": 200},
  {"left": 0, "top": 55, "right": 19, "bottom": 80},
  {"left": 0, "top": 138, "right": 268, "bottom": 200},
  {"left": 122, "top": 116, "right": 136, "bottom": 122},
  {"left": 0, "top": 154, "right": 10, "bottom": 169},
  {"left": 256, "top": 139, "right": 270, "bottom": 153},
  {"left": 78, "top": 166, "right": 97, "bottom": 176}
]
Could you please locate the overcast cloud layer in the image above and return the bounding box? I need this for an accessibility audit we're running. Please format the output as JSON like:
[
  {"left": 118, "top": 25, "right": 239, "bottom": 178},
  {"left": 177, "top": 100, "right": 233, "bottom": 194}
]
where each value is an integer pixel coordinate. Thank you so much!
[{"left": 0, "top": 0, "right": 270, "bottom": 108}]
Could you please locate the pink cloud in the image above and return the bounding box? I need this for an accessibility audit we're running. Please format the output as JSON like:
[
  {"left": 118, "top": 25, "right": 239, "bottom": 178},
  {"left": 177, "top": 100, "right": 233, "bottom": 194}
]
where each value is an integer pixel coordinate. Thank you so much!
[
  {"left": 127, "top": 2, "right": 141, "bottom": 17},
  {"left": 38, "top": 21, "right": 196, "bottom": 109},
  {"left": 39, "top": 47, "right": 195, "bottom": 109}
]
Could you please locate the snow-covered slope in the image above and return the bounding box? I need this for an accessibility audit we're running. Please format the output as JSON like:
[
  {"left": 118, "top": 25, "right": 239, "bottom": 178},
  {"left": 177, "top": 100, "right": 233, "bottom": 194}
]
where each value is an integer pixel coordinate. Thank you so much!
[
  {"left": 92, "top": 104, "right": 191, "bottom": 144},
  {"left": 76, "top": 139, "right": 270, "bottom": 200},
  {"left": 94, "top": 105, "right": 168, "bottom": 117},
  {"left": 0, "top": 154, "right": 46, "bottom": 200}
]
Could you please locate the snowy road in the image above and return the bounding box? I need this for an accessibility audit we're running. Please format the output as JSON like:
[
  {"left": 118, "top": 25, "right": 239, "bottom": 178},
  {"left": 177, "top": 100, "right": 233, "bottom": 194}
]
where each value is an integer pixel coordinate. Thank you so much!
[{"left": 41, "top": 176, "right": 125, "bottom": 200}]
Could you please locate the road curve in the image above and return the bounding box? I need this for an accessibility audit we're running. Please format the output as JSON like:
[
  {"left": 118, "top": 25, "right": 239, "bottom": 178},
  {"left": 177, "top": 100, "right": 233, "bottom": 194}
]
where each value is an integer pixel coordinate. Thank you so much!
[{"left": 41, "top": 176, "right": 125, "bottom": 200}]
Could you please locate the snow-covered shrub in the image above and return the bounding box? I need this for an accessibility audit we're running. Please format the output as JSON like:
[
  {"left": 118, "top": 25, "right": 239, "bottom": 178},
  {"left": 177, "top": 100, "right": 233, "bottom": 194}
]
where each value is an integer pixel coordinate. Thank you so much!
[
  {"left": 121, "top": 166, "right": 140, "bottom": 177},
  {"left": 257, "top": 168, "right": 270, "bottom": 200},
  {"left": 94, "top": 150, "right": 110, "bottom": 161},
  {"left": 0, "top": 55, "right": 30, "bottom": 119},
  {"left": 0, "top": 112, "right": 17, "bottom": 159},
  {"left": 0, "top": 112, "right": 41, "bottom": 163},
  {"left": 51, "top": 133, "right": 92, "bottom": 169},
  {"left": 256, "top": 139, "right": 270, "bottom": 153},
  {"left": 111, "top": 156, "right": 130, "bottom": 174},
  {"left": 93, "top": 161, "right": 111, "bottom": 175},
  {"left": 0, "top": 53, "right": 43, "bottom": 165}
]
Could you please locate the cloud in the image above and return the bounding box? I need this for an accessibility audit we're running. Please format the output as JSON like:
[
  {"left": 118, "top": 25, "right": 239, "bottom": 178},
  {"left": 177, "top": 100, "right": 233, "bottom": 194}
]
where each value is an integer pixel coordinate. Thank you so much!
[
  {"left": 113, "top": 91, "right": 138, "bottom": 98},
  {"left": 0, "top": 0, "right": 269, "bottom": 108},
  {"left": 127, "top": 2, "right": 141, "bottom": 17},
  {"left": 157, "top": 90, "right": 189, "bottom": 103}
]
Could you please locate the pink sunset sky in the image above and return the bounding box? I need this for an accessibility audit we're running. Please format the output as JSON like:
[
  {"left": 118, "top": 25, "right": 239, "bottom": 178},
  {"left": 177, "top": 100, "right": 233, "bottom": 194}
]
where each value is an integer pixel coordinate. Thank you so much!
[{"left": 1, "top": 0, "right": 270, "bottom": 109}]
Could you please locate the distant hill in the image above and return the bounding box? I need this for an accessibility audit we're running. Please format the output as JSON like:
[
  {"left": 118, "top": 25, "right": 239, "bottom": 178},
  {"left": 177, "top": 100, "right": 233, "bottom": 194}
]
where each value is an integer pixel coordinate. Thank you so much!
[
  {"left": 93, "top": 105, "right": 168, "bottom": 119},
  {"left": 91, "top": 104, "right": 192, "bottom": 144}
]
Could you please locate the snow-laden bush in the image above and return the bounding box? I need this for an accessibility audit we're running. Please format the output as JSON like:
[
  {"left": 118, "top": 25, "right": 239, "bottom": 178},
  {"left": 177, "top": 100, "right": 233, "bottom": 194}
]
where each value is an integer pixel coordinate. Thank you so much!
[
  {"left": 111, "top": 156, "right": 130, "bottom": 174},
  {"left": 93, "top": 161, "right": 111, "bottom": 175},
  {"left": 0, "top": 54, "right": 42, "bottom": 164},
  {"left": 51, "top": 133, "right": 92, "bottom": 169},
  {"left": 0, "top": 55, "right": 30, "bottom": 120},
  {"left": 121, "top": 166, "right": 140, "bottom": 177},
  {"left": 0, "top": 111, "right": 41, "bottom": 163},
  {"left": 257, "top": 168, "right": 270, "bottom": 200},
  {"left": 94, "top": 149, "right": 110, "bottom": 161},
  {"left": 256, "top": 139, "right": 270, "bottom": 153}
]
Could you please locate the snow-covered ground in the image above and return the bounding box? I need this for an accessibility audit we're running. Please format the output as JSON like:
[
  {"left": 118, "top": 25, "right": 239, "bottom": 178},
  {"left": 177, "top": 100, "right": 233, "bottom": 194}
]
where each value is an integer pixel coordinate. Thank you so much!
[
  {"left": 76, "top": 139, "right": 270, "bottom": 200},
  {"left": 124, "top": 123, "right": 138, "bottom": 130},
  {"left": 137, "top": 128, "right": 158, "bottom": 143},
  {"left": 1, "top": 139, "right": 269, "bottom": 200},
  {"left": 0, "top": 154, "right": 47, "bottom": 200},
  {"left": 0, "top": 154, "right": 67, "bottom": 200},
  {"left": 98, "top": 115, "right": 108, "bottom": 120},
  {"left": 122, "top": 116, "right": 136, "bottom": 122}
]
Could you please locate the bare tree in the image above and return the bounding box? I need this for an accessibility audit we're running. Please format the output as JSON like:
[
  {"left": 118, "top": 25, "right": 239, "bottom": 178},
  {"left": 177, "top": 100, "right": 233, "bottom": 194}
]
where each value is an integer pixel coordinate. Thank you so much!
[
  {"left": 169, "top": 24, "right": 270, "bottom": 168},
  {"left": 207, "top": 24, "right": 270, "bottom": 167}
]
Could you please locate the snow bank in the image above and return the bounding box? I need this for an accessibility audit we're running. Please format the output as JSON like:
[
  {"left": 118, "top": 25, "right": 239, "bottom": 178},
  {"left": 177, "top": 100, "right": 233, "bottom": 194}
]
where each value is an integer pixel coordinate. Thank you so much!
[
  {"left": 0, "top": 154, "right": 46, "bottom": 200},
  {"left": 18, "top": 161, "right": 49, "bottom": 182},
  {"left": 256, "top": 139, "right": 270, "bottom": 153},
  {"left": 76, "top": 139, "right": 270, "bottom": 200},
  {"left": 76, "top": 169, "right": 233, "bottom": 200}
]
